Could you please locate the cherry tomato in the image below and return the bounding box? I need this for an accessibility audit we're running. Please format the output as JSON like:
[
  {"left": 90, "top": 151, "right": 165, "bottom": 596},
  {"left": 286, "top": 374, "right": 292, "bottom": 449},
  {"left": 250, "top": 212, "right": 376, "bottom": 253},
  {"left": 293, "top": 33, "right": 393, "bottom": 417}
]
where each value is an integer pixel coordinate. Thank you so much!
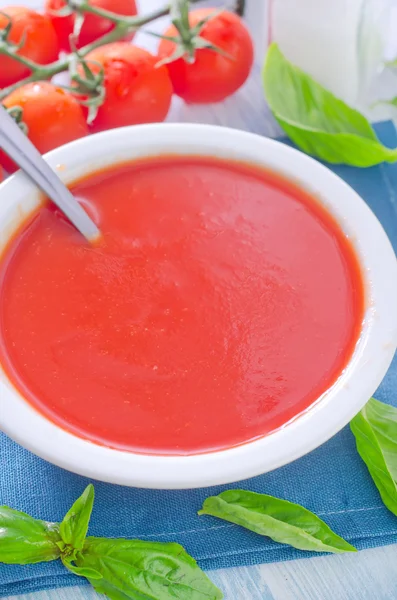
[
  {"left": 0, "top": 82, "right": 88, "bottom": 174},
  {"left": 158, "top": 9, "right": 254, "bottom": 104},
  {"left": 45, "top": 0, "right": 138, "bottom": 51},
  {"left": 81, "top": 43, "right": 173, "bottom": 132},
  {"left": 0, "top": 7, "right": 59, "bottom": 89}
]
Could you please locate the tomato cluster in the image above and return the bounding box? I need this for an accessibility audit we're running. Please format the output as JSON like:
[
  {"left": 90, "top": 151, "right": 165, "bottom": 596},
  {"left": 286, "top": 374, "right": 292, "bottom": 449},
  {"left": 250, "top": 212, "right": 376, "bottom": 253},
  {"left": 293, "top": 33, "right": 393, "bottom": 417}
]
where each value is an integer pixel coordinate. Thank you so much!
[{"left": 0, "top": 2, "right": 254, "bottom": 177}]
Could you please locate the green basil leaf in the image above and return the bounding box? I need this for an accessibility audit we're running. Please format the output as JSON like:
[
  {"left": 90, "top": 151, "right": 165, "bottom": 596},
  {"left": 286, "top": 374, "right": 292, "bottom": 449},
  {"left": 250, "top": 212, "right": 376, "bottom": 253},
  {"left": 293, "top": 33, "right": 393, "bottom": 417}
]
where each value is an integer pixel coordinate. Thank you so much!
[
  {"left": 263, "top": 43, "right": 397, "bottom": 166},
  {"left": 60, "top": 484, "right": 94, "bottom": 551},
  {"left": 62, "top": 555, "right": 102, "bottom": 580},
  {"left": 199, "top": 490, "right": 356, "bottom": 554},
  {"left": 0, "top": 506, "right": 61, "bottom": 564},
  {"left": 350, "top": 397, "right": 397, "bottom": 516},
  {"left": 76, "top": 537, "right": 223, "bottom": 599},
  {"left": 89, "top": 578, "right": 135, "bottom": 600}
]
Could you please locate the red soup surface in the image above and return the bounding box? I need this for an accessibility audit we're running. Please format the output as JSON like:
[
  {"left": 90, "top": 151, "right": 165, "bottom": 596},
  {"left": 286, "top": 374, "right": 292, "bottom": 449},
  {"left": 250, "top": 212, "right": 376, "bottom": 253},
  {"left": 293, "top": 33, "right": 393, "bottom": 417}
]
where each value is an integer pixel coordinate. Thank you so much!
[{"left": 0, "top": 156, "right": 364, "bottom": 454}]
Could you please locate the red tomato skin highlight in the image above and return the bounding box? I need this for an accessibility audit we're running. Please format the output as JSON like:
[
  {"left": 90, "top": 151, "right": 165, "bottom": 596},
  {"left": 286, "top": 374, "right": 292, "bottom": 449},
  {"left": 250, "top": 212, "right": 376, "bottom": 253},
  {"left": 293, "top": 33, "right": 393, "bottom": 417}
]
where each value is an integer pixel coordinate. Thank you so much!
[
  {"left": 45, "top": 0, "right": 137, "bottom": 51},
  {"left": 81, "top": 43, "right": 173, "bottom": 132},
  {"left": 158, "top": 9, "right": 254, "bottom": 104},
  {"left": 0, "top": 7, "right": 59, "bottom": 88},
  {"left": 0, "top": 82, "right": 88, "bottom": 174}
]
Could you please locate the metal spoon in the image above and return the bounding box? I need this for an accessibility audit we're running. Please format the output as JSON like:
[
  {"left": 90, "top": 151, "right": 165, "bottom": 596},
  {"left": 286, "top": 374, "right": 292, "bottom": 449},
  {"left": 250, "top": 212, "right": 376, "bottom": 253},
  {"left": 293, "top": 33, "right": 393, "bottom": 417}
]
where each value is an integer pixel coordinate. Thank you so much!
[{"left": 0, "top": 106, "right": 100, "bottom": 243}]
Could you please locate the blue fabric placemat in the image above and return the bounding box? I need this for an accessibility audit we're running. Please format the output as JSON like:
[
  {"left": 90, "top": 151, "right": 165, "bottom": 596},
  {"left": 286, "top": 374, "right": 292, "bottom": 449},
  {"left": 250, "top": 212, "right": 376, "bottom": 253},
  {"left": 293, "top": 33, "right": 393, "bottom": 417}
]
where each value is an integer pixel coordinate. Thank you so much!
[{"left": 1, "top": 121, "right": 397, "bottom": 597}]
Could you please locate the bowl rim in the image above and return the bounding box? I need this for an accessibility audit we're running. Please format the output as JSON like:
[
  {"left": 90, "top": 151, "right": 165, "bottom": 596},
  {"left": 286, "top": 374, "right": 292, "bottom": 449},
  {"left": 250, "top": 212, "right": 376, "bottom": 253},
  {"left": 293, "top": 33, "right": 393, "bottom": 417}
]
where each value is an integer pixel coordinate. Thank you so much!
[{"left": 1, "top": 123, "right": 396, "bottom": 489}]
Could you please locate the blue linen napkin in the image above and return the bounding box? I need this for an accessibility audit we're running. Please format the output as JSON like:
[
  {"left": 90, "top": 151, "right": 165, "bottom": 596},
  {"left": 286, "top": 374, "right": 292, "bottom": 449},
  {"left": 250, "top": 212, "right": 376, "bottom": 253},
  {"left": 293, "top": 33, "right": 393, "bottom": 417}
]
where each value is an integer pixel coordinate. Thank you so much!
[{"left": 1, "top": 121, "right": 397, "bottom": 597}]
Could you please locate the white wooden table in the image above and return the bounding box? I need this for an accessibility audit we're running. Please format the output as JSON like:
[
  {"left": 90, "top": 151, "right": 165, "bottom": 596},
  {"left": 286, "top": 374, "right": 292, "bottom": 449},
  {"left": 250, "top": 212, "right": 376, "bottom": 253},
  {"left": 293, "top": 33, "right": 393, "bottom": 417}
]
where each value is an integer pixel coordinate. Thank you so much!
[{"left": 2, "top": 0, "right": 397, "bottom": 598}]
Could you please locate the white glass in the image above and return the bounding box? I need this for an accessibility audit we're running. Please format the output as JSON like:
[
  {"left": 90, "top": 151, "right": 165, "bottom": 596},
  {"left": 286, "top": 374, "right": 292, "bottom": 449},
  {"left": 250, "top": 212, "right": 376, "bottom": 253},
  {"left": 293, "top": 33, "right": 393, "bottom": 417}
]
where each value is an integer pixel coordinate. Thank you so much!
[{"left": 265, "top": 0, "right": 393, "bottom": 108}]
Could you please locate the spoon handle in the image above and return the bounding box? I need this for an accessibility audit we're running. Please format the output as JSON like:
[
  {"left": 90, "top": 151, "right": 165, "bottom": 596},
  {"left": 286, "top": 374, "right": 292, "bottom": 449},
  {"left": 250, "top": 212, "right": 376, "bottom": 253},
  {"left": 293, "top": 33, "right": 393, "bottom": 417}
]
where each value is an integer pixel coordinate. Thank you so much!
[{"left": 0, "top": 107, "right": 100, "bottom": 242}]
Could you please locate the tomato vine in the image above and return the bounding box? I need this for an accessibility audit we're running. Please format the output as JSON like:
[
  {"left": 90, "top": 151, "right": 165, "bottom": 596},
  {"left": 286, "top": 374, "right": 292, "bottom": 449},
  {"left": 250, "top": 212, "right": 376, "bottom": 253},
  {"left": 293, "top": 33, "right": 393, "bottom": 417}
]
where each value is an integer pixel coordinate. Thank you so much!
[{"left": 0, "top": 0, "right": 211, "bottom": 100}]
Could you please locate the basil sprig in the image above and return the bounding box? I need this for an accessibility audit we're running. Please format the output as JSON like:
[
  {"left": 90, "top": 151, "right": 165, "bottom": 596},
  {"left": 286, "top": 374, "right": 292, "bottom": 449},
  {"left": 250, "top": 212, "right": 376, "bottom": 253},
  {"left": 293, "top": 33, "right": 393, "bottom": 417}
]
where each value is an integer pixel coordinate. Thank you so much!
[
  {"left": 58, "top": 484, "right": 102, "bottom": 579},
  {"left": 0, "top": 485, "right": 223, "bottom": 600},
  {"left": 199, "top": 490, "right": 356, "bottom": 554},
  {"left": 59, "top": 482, "right": 94, "bottom": 552},
  {"left": 351, "top": 397, "right": 397, "bottom": 516},
  {"left": 263, "top": 43, "right": 397, "bottom": 167},
  {"left": 0, "top": 506, "right": 61, "bottom": 565},
  {"left": 78, "top": 537, "right": 223, "bottom": 600}
]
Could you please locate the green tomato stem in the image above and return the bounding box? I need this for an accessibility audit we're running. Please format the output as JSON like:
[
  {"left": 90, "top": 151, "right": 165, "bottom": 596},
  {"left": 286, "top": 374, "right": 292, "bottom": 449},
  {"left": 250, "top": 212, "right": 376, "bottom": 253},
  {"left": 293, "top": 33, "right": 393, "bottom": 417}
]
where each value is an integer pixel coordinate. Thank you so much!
[
  {"left": 77, "top": 2, "right": 170, "bottom": 26},
  {"left": 0, "top": 57, "right": 69, "bottom": 100},
  {"left": 0, "top": 48, "right": 40, "bottom": 71}
]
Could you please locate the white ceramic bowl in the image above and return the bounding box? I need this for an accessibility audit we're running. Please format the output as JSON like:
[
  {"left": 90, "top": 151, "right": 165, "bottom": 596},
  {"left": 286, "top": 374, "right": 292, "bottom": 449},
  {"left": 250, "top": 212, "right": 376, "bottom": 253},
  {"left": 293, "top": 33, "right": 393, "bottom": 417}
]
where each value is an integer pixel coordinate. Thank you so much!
[{"left": 1, "top": 124, "right": 397, "bottom": 489}]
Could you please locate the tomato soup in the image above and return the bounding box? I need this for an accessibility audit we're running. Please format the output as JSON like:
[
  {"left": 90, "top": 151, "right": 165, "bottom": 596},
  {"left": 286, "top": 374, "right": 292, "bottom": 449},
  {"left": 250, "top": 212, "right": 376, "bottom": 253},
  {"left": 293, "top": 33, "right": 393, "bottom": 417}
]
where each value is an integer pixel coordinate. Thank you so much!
[{"left": 0, "top": 156, "right": 363, "bottom": 454}]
